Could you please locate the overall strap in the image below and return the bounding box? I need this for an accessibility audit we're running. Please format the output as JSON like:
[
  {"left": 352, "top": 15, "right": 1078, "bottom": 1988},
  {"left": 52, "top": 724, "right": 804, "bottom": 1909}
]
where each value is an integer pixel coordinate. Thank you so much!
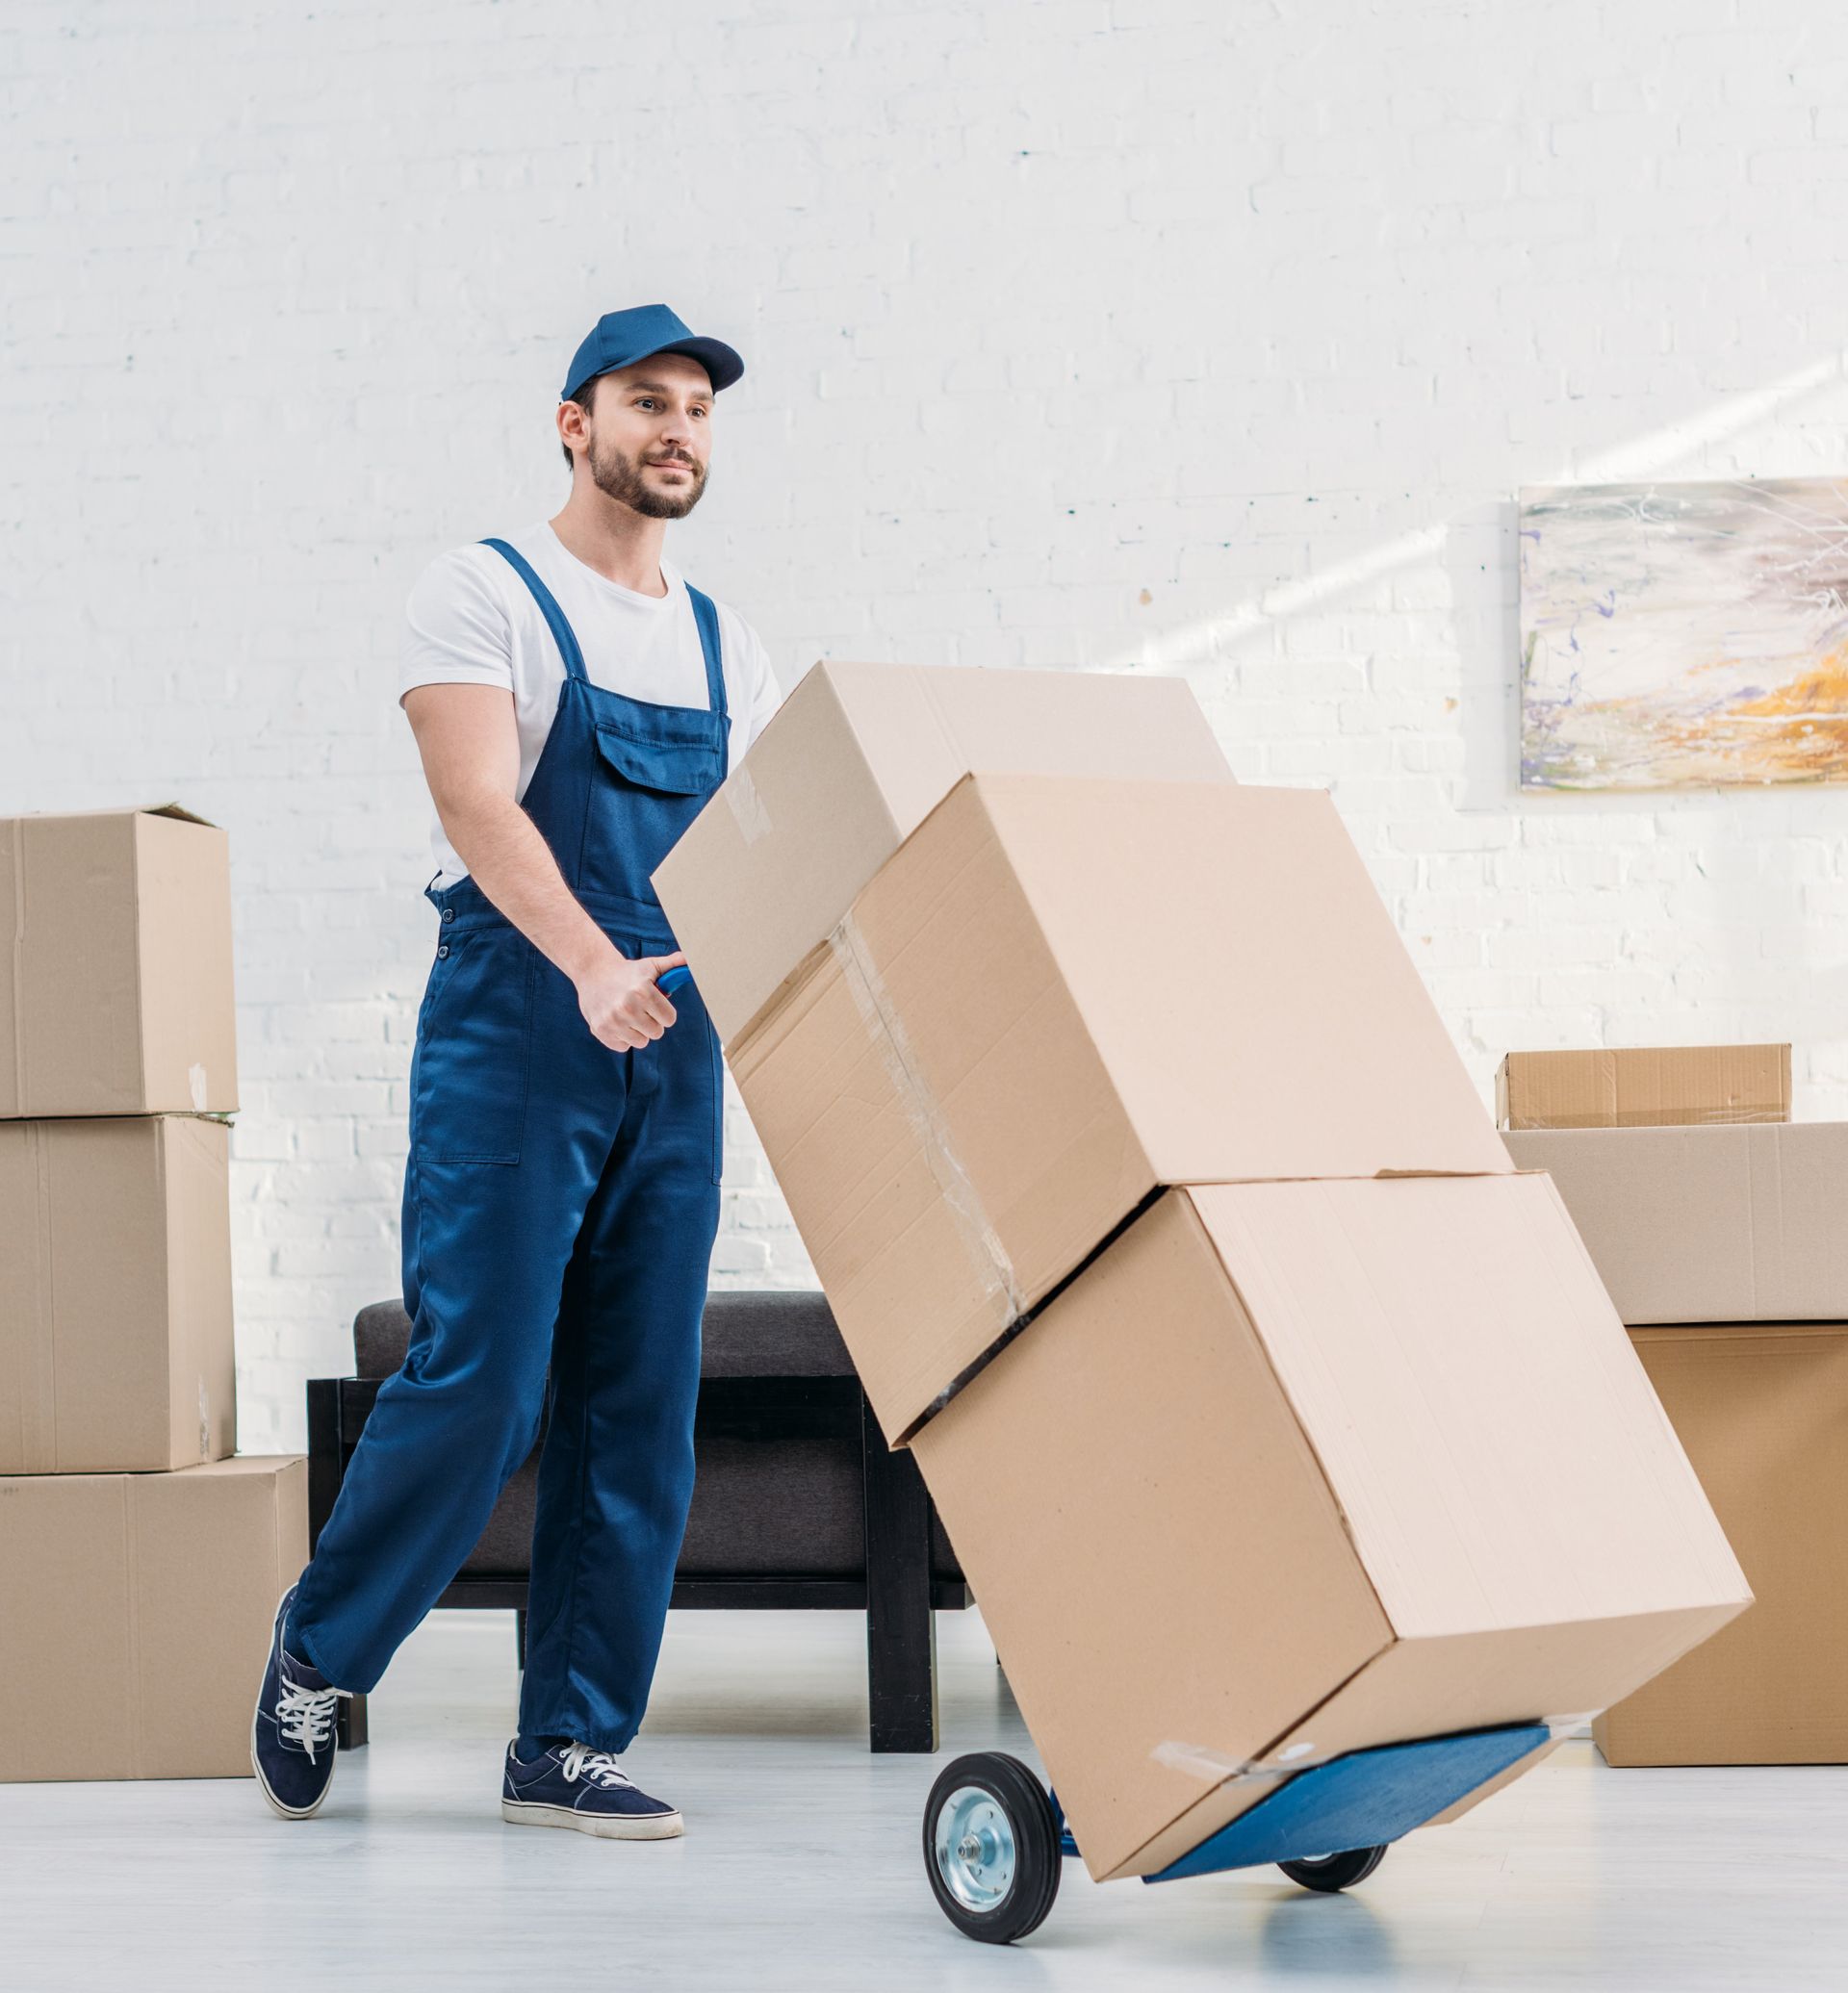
[
  {"left": 480, "top": 538, "right": 587, "bottom": 682},
  {"left": 684, "top": 582, "right": 729, "bottom": 723}
]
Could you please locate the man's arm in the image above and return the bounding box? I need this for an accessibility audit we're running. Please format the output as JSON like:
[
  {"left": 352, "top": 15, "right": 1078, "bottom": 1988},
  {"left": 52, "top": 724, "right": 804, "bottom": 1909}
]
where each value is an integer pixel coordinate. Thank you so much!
[{"left": 401, "top": 682, "right": 680, "bottom": 1052}]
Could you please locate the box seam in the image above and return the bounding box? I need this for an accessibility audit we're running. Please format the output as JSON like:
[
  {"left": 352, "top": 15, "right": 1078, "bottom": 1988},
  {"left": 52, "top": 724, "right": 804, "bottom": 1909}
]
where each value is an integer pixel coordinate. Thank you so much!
[
  {"left": 122, "top": 1476, "right": 143, "bottom": 1780},
  {"left": 30, "top": 1122, "right": 57, "bottom": 1471},
  {"left": 5, "top": 818, "right": 24, "bottom": 1116}
]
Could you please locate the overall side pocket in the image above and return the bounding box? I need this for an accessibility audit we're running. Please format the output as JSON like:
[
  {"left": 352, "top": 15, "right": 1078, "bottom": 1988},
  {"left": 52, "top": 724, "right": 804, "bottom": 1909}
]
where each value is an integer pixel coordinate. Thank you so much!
[{"left": 412, "top": 926, "right": 536, "bottom": 1166}]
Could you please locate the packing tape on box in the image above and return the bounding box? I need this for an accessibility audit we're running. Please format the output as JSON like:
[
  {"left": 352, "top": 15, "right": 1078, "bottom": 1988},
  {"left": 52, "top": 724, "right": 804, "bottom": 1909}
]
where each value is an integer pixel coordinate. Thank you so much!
[
  {"left": 1510, "top": 1108, "right": 1782, "bottom": 1130},
  {"left": 724, "top": 767, "right": 772, "bottom": 847},
  {"left": 1152, "top": 1738, "right": 1321, "bottom": 1789},
  {"left": 1631, "top": 1107, "right": 1769, "bottom": 1126},
  {"left": 826, "top": 909, "right": 1025, "bottom": 1328}
]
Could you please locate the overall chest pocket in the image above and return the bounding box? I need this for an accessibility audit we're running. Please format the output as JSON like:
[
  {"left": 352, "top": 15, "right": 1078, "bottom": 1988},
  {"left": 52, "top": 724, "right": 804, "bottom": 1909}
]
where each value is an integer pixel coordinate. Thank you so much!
[
  {"left": 410, "top": 925, "right": 536, "bottom": 1166},
  {"left": 583, "top": 720, "right": 727, "bottom": 898},
  {"left": 594, "top": 723, "right": 723, "bottom": 795}
]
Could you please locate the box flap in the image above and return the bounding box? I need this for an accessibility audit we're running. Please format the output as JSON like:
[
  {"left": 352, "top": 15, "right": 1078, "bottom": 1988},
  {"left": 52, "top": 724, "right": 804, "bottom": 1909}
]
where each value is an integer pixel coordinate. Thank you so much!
[
  {"left": 6, "top": 802, "right": 218, "bottom": 828},
  {"left": 829, "top": 658, "right": 1235, "bottom": 838}
]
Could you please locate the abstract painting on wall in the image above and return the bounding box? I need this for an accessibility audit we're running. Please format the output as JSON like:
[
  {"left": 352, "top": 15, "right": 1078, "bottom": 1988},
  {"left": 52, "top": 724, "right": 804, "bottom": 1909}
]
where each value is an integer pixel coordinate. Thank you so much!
[{"left": 1520, "top": 476, "right": 1848, "bottom": 789}]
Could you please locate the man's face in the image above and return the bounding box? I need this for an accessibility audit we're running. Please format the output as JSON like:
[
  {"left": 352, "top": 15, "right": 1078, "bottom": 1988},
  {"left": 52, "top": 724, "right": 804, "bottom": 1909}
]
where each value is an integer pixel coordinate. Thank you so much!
[{"left": 576, "top": 355, "right": 713, "bottom": 519}]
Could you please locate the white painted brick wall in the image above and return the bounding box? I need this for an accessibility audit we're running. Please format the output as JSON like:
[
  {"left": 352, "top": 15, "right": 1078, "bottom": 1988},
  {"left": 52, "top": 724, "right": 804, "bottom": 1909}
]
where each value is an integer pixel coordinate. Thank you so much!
[{"left": 6, "top": 0, "right": 1848, "bottom": 1449}]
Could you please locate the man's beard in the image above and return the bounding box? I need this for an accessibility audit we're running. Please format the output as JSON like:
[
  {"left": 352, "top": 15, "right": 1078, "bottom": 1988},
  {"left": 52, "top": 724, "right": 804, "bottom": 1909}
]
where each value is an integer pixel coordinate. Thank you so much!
[{"left": 588, "top": 437, "right": 706, "bottom": 519}]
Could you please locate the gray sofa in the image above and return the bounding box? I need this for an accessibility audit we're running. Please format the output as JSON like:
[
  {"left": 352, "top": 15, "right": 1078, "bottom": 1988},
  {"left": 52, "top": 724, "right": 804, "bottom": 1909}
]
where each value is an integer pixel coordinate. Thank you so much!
[{"left": 307, "top": 1290, "right": 969, "bottom": 1752}]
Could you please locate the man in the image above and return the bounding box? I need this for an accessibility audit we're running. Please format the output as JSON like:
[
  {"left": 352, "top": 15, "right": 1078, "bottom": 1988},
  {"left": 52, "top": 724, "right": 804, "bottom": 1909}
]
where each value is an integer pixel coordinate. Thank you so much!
[{"left": 251, "top": 303, "right": 782, "bottom": 1839}]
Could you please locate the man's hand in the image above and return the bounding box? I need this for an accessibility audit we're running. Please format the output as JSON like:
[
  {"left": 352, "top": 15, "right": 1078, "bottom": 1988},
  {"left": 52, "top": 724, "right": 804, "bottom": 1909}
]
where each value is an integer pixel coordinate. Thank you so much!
[{"left": 576, "top": 943, "right": 685, "bottom": 1051}]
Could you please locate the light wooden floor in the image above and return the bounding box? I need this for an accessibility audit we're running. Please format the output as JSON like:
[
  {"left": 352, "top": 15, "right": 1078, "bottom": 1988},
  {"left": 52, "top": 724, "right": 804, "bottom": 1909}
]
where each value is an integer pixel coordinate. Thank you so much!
[{"left": 3, "top": 1605, "right": 1843, "bottom": 1991}]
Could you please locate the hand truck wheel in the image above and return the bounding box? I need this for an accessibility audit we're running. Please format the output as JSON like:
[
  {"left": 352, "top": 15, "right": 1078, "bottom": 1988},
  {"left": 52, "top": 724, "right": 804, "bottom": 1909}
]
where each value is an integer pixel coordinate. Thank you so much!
[
  {"left": 923, "top": 1751, "right": 1063, "bottom": 1944},
  {"left": 1277, "top": 1844, "right": 1389, "bottom": 1893}
]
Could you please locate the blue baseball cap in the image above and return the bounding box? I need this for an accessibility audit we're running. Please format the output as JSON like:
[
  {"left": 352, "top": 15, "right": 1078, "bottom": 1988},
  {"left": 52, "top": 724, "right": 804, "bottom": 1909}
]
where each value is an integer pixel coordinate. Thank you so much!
[{"left": 562, "top": 303, "right": 744, "bottom": 401}]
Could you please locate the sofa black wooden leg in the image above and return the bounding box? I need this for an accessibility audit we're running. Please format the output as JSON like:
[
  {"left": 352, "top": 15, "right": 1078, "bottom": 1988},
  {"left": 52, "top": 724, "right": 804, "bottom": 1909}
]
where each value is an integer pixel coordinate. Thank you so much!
[
  {"left": 515, "top": 1609, "right": 527, "bottom": 1673},
  {"left": 337, "top": 1692, "right": 370, "bottom": 1751},
  {"left": 305, "top": 1378, "right": 342, "bottom": 1561},
  {"left": 860, "top": 1393, "right": 937, "bottom": 1753}
]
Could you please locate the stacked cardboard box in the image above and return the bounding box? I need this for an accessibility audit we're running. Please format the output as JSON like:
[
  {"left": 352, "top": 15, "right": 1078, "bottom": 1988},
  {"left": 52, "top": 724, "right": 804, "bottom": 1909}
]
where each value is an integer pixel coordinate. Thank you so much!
[
  {"left": 1502, "top": 1044, "right": 1848, "bottom": 1766},
  {"left": 658, "top": 663, "right": 1752, "bottom": 1880},
  {"left": 0, "top": 805, "right": 305, "bottom": 1782}
]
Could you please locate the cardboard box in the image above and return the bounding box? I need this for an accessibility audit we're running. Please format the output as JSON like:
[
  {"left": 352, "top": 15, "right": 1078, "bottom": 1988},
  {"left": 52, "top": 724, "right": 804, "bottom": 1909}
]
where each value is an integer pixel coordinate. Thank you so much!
[
  {"left": 653, "top": 659, "right": 1235, "bottom": 1044},
  {"left": 1502, "top": 1123, "right": 1848, "bottom": 1324},
  {"left": 1596, "top": 1322, "right": 1848, "bottom": 1766},
  {"left": 1497, "top": 1045, "right": 1790, "bottom": 1131},
  {"left": 0, "top": 1455, "right": 306, "bottom": 1780},
  {"left": 0, "top": 804, "right": 238, "bottom": 1118},
  {"left": 0, "top": 1115, "right": 235, "bottom": 1473},
  {"left": 911, "top": 1174, "right": 1750, "bottom": 1882},
  {"left": 731, "top": 771, "right": 1512, "bottom": 1443}
]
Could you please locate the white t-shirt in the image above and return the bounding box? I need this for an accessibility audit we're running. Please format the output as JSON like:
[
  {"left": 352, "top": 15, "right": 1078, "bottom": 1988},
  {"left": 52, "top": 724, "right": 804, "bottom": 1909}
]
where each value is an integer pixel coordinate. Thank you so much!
[{"left": 398, "top": 520, "right": 783, "bottom": 888}]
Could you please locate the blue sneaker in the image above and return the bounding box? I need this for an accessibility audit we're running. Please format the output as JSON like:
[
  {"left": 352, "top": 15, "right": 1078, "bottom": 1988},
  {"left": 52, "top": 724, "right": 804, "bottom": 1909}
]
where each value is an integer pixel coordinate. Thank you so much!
[
  {"left": 250, "top": 1583, "right": 346, "bottom": 1820},
  {"left": 501, "top": 1741, "right": 683, "bottom": 1840}
]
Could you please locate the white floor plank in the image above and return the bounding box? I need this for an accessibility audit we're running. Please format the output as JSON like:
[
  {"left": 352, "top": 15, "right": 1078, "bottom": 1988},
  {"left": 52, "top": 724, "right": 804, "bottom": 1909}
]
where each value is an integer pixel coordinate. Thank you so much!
[{"left": 3, "top": 1605, "right": 1843, "bottom": 1991}]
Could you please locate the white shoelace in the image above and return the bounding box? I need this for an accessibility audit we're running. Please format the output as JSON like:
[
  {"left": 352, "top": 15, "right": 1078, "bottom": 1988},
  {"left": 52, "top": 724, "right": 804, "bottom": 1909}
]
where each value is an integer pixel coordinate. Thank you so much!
[
  {"left": 277, "top": 1677, "right": 342, "bottom": 1762},
  {"left": 560, "top": 1743, "right": 635, "bottom": 1790}
]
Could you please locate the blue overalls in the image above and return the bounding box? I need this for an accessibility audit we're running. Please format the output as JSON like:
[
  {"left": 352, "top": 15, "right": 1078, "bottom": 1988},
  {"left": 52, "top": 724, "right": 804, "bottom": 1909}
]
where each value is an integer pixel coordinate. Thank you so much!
[{"left": 290, "top": 540, "right": 729, "bottom": 1753}]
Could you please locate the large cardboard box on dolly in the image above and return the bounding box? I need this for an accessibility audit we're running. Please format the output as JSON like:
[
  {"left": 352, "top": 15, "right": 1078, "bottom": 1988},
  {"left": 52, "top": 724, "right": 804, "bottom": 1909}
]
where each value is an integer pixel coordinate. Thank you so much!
[
  {"left": 911, "top": 1174, "right": 1752, "bottom": 1882},
  {"left": 0, "top": 1455, "right": 307, "bottom": 1781},
  {"left": 1502, "top": 1123, "right": 1848, "bottom": 1324},
  {"left": 0, "top": 1114, "right": 235, "bottom": 1473},
  {"left": 1595, "top": 1321, "right": 1848, "bottom": 1766},
  {"left": 719, "top": 771, "right": 1512, "bottom": 1444},
  {"left": 652, "top": 659, "right": 1235, "bottom": 1045},
  {"left": 1497, "top": 1044, "right": 1790, "bottom": 1131},
  {"left": 0, "top": 804, "right": 239, "bottom": 1119}
]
